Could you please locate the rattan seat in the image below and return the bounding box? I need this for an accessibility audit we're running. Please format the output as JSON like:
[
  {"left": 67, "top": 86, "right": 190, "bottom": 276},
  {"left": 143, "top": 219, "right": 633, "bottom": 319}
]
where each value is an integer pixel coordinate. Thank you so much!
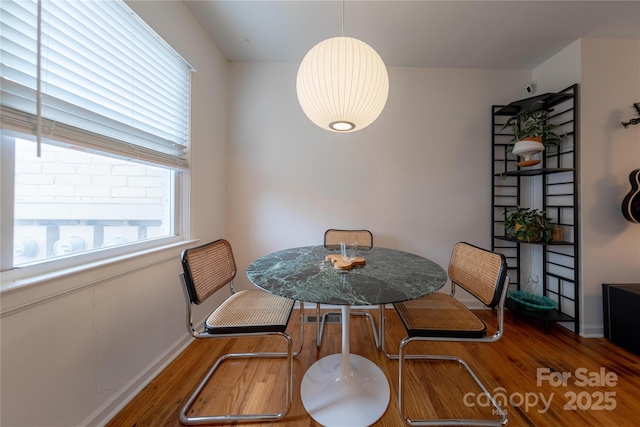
[
  {"left": 178, "top": 239, "right": 303, "bottom": 424},
  {"left": 315, "top": 229, "right": 379, "bottom": 349},
  {"left": 205, "top": 289, "right": 293, "bottom": 334},
  {"left": 380, "top": 242, "right": 510, "bottom": 426},
  {"left": 395, "top": 292, "right": 486, "bottom": 338}
]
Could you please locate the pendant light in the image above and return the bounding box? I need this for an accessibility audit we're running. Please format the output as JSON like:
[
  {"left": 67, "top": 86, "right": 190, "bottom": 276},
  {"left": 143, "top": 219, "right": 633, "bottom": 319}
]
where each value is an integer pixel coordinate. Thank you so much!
[{"left": 296, "top": 2, "right": 389, "bottom": 133}]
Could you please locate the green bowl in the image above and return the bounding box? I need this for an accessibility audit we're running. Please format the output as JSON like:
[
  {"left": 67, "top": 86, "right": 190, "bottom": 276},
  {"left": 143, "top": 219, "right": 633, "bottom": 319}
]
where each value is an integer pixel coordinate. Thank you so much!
[{"left": 508, "top": 290, "right": 557, "bottom": 311}]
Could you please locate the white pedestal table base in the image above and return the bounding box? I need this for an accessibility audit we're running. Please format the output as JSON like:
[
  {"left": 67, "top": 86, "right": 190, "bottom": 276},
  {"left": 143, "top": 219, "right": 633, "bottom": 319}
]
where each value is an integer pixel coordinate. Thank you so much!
[{"left": 300, "top": 306, "right": 390, "bottom": 426}]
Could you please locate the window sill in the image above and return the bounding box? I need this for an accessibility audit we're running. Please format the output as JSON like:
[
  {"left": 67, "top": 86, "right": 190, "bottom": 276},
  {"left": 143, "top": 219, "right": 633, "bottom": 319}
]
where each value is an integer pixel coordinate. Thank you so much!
[{"left": 1, "top": 239, "right": 198, "bottom": 317}]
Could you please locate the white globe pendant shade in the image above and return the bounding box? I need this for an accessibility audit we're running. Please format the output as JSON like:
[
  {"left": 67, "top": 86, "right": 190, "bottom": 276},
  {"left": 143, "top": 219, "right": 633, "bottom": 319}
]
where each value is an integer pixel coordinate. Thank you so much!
[{"left": 296, "top": 36, "right": 389, "bottom": 132}]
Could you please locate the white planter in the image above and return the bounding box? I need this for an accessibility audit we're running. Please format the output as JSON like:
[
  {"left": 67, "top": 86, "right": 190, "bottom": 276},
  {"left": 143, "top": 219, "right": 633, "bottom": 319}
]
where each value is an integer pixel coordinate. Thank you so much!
[{"left": 512, "top": 138, "right": 544, "bottom": 166}]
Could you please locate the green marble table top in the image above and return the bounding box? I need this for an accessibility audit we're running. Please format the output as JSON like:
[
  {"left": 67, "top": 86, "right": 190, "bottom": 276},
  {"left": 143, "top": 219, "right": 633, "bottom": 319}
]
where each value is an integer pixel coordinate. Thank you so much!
[{"left": 246, "top": 246, "right": 448, "bottom": 305}]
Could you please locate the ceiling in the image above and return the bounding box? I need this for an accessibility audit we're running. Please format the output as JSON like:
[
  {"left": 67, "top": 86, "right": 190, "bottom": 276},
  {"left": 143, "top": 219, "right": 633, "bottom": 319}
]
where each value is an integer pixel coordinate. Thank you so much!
[{"left": 184, "top": 0, "right": 640, "bottom": 70}]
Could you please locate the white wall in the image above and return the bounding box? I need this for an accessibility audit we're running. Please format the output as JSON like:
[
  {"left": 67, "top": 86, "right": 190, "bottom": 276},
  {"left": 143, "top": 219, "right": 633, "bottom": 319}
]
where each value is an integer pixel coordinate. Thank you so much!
[
  {"left": 580, "top": 38, "right": 640, "bottom": 336},
  {"left": 226, "top": 62, "right": 531, "bottom": 299},
  {"left": 533, "top": 38, "right": 640, "bottom": 336},
  {"left": 533, "top": 39, "right": 582, "bottom": 94},
  {"left": 0, "top": 2, "right": 229, "bottom": 426}
]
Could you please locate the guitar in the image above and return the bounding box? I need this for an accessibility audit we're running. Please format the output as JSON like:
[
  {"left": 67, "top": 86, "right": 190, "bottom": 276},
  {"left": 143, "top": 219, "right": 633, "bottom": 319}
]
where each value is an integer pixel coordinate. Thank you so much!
[{"left": 622, "top": 169, "right": 640, "bottom": 223}]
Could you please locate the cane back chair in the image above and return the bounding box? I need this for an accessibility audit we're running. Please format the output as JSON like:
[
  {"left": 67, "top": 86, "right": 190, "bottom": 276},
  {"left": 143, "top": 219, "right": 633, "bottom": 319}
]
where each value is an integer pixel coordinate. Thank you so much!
[
  {"left": 316, "top": 229, "right": 379, "bottom": 348},
  {"left": 381, "top": 242, "right": 510, "bottom": 426},
  {"left": 178, "top": 239, "right": 303, "bottom": 424}
]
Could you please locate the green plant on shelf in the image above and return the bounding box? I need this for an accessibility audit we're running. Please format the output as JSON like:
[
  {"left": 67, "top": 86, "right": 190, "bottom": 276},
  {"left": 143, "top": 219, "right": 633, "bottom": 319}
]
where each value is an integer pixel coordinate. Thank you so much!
[
  {"left": 500, "top": 102, "right": 566, "bottom": 148},
  {"left": 503, "top": 206, "right": 553, "bottom": 242}
]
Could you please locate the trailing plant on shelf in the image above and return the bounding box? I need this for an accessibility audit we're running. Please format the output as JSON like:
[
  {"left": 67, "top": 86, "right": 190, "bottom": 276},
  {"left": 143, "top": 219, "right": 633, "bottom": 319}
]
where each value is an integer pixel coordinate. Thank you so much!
[
  {"left": 503, "top": 207, "right": 553, "bottom": 242},
  {"left": 499, "top": 102, "right": 567, "bottom": 170},
  {"left": 501, "top": 104, "right": 566, "bottom": 148}
]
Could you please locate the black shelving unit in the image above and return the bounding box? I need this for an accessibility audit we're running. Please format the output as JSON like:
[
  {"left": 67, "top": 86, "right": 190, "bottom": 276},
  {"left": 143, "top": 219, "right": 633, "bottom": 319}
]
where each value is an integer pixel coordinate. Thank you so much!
[{"left": 491, "top": 84, "right": 580, "bottom": 333}]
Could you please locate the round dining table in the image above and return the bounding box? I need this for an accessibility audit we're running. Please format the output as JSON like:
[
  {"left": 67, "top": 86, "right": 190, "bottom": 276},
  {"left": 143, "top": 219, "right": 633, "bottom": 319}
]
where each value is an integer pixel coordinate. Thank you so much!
[{"left": 246, "top": 245, "right": 447, "bottom": 427}]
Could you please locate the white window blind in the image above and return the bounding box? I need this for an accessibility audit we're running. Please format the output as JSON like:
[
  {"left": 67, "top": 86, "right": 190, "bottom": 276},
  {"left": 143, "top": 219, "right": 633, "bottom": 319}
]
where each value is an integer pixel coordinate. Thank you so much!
[{"left": 0, "top": 0, "right": 193, "bottom": 169}]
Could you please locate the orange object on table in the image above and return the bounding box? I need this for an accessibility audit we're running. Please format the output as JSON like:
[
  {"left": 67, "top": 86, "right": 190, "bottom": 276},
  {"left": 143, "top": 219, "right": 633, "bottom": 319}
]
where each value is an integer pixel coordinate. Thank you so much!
[{"left": 325, "top": 254, "right": 366, "bottom": 270}]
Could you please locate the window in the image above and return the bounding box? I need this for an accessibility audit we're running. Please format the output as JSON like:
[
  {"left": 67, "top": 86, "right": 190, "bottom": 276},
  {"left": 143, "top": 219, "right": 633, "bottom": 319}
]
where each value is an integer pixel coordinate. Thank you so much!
[{"left": 1, "top": 0, "right": 193, "bottom": 278}]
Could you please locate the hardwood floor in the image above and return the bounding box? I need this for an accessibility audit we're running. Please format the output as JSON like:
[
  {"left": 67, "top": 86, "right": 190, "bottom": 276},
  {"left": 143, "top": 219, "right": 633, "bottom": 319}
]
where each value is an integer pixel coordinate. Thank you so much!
[{"left": 107, "top": 308, "right": 640, "bottom": 427}]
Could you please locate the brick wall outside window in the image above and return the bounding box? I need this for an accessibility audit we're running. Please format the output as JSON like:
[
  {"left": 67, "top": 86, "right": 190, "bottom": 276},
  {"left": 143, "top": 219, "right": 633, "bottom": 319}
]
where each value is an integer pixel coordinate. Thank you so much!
[{"left": 13, "top": 140, "right": 171, "bottom": 265}]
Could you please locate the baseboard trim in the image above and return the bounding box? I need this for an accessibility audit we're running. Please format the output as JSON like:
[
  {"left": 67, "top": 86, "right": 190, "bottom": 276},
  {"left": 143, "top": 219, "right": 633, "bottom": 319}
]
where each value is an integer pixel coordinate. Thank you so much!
[
  {"left": 82, "top": 330, "right": 195, "bottom": 427},
  {"left": 581, "top": 325, "right": 604, "bottom": 338}
]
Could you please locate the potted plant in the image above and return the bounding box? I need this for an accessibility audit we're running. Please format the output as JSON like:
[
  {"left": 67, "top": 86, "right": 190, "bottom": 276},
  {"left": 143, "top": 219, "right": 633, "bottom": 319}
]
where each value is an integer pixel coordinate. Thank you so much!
[
  {"left": 503, "top": 207, "right": 553, "bottom": 242},
  {"left": 501, "top": 104, "right": 566, "bottom": 167}
]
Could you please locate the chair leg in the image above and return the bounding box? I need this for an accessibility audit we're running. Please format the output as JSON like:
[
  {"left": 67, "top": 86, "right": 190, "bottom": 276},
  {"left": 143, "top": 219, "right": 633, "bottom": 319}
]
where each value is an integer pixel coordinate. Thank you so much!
[
  {"left": 398, "top": 339, "right": 508, "bottom": 426},
  {"left": 179, "top": 333, "right": 294, "bottom": 424},
  {"left": 293, "top": 301, "right": 304, "bottom": 357},
  {"left": 380, "top": 305, "right": 400, "bottom": 359},
  {"left": 316, "top": 303, "right": 323, "bottom": 349},
  {"left": 355, "top": 310, "right": 379, "bottom": 348},
  {"left": 316, "top": 304, "right": 379, "bottom": 349}
]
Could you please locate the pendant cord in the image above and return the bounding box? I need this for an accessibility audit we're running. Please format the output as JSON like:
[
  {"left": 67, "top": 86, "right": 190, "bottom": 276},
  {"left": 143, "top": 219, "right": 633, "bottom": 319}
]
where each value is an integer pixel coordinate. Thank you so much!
[
  {"left": 36, "top": 0, "right": 42, "bottom": 157},
  {"left": 341, "top": 0, "right": 344, "bottom": 36}
]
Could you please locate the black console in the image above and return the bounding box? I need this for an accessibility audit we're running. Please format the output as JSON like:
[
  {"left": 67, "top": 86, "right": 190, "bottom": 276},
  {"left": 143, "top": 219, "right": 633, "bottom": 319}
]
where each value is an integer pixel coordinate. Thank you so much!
[{"left": 602, "top": 283, "right": 640, "bottom": 356}]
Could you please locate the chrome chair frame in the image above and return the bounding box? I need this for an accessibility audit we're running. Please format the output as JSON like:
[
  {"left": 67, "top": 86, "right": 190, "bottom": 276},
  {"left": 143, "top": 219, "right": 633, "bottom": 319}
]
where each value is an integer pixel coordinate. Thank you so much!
[
  {"left": 316, "top": 229, "right": 379, "bottom": 349},
  {"left": 178, "top": 240, "right": 303, "bottom": 425},
  {"left": 380, "top": 242, "right": 510, "bottom": 426}
]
